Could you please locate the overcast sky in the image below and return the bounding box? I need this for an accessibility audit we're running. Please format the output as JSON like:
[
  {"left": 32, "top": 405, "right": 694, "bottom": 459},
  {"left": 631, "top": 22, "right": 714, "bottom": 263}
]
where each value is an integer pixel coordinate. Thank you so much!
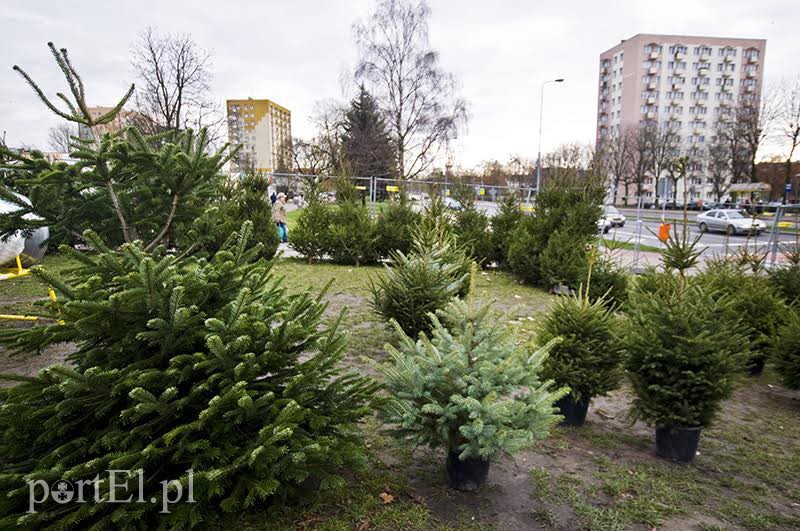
[{"left": 1, "top": 0, "right": 796, "bottom": 169}]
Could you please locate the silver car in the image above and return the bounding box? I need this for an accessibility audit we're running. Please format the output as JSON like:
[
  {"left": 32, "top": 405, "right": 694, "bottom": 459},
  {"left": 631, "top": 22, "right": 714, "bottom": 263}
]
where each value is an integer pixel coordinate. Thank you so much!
[
  {"left": 697, "top": 209, "right": 767, "bottom": 236},
  {"left": 602, "top": 205, "right": 626, "bottom": 227}
]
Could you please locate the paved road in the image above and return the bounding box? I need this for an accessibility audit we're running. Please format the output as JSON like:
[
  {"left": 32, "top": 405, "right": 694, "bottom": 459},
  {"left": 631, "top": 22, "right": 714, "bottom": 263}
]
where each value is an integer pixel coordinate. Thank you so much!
[
  {"left": 605, "top": 217, "right": 798, "bottom": 258},
  {"left": 468, "top": 201, "right": 798, "bottom": 258}
]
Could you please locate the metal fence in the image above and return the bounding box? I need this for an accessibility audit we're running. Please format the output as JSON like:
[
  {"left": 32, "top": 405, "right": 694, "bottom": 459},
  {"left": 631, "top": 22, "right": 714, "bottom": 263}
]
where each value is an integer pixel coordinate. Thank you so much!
[
  {"left": 266, "top": 172, "right": 539, "bottom": 210},
  {"left": 606, "top": 195, "right": 800, "bottom": 270}
]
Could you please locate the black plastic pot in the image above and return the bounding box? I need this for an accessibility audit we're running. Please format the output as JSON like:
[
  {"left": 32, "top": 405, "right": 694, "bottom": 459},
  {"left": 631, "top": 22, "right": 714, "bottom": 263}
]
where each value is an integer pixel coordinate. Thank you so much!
[
  {"left": 556, "top": 396, "right": 591, "bottom": 427},
  {"left": 747, "top": 357, "right": 765, "bottom": 376},
  {"left": 446, "top": 451, "right": 490, "bottom": 491},
  {"left": 655, "top": 426, "right": 702, "bottom": 462}
]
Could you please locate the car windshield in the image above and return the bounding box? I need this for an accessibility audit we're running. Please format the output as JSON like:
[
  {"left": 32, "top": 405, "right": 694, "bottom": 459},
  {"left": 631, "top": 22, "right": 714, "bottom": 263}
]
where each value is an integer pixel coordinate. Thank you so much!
[
  {"left": 604, "top": 206, "right": 619, "bottom": 214},
  {"left": 725, "top": 210, "right": 745, "bottom": 219}
]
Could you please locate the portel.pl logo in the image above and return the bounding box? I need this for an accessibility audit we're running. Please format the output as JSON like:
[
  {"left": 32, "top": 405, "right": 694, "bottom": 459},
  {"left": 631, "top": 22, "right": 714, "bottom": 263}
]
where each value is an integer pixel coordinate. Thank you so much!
[{"left": 28, "top": 469, "right": 194, "bottom": 514}]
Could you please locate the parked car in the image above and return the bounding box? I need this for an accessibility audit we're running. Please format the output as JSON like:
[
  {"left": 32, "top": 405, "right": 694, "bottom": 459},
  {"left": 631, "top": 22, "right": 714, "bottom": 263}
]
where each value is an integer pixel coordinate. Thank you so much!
[
  {"left": 597, "top": 217, "right": 612, "bottom": 234},
  {"left": 697, "top": 209, "right": 768, "bottom": 236},
  {"left": 602, "top": 205, "right": 626, "bottom": 227},
  {"left": 408, "top": 191, "right": 429, "bottom": 202},
  {"left": 663, "top": 201, "right": 684, "bottom": 210},
  {"left": 443, "top": 197, "right": 462, "bottom": 211}
]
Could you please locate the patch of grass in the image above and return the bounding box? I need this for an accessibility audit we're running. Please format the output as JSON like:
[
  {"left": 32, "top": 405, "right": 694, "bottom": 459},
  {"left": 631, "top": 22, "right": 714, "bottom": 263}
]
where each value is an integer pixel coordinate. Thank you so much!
[
  {"left": 602, "top": 238, "right": 662, "bottom": 253},
  {"left": 532, "top": 507, "right": 557, "bottom": 527},
  {"left": 0, "top": 253, "right": 79, "bottom": 300}
]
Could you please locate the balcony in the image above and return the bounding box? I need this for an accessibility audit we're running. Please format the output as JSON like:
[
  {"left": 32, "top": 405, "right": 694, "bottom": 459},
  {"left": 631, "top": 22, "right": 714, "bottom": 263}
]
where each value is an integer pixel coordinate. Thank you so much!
[
  {"left": 698, "top": 67, "right": 709, "bottom": 76},
  {"left": 670, "top": 99, "right": 681, "bottom": 106},
  {"left": 720, "top": 99, "right": 731, "bottom": 106},
  {"left": 698, "top": 84, "right": 707, "bottom": 92},
  {"left": 674, "top": 69, "right": 686, "bottom": 76},
  {"left": 648, "top": 67, "right": 658, "bottom": 75},
  {"left": 647, "top": 97, "right": 656, "bottom": 105},
  {"left": 675, "top": 52, "right": 685, "bottom": 60},
  {"left": 721, "top": 84, "right": 731, "bottom": 92},
  {"left": 746, "top": 85, "right": 755, "bottom": 92},
  {"left": 646, "top": 112, "right": 656, "bottom": 119},
  {"left": 722, "top": 71, "right": 732, "bottom": 78},
  {"left": 746, "top": 70, "right": 757, "bottom": 78},
  {"left": 724, "top": 55, "right": 734, "bottom": 62},
  {"left": 672, "top": 82, "right": 684, "bottom": 90},
  {"left": 748, "top": 55, "right": 759, "bottom": 63},
  {"left": 649, "top": 51, "right": 660, "bottom": 59},
  {"left": 696, "top": 99, "right": 706, "bottom": 106},
  {"left": 647, "top": 82, "right": 658, "bottom": 90},
  {"left": 700, "top": 54, "right": 711, "bottom": 62}
]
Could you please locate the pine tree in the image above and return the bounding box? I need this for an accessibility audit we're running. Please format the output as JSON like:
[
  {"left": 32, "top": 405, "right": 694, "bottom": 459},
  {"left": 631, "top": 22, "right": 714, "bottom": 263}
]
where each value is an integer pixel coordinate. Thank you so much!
[
  {"left": 183, "top": 173, "right": 280, "bottom": 260},
  {"left": 773, "top": 308, "right": 800, "bottom": 390},
  {"left": 379, "top": 298, "right": 566, "bottom": 461},
  {"left": 341, "top": 85, "right": 396, "bottom": 178},
  {"left": 537, "top": 289, "right": 623, "bottom": 403},
  {"left": 489, "top": 194, "right": 524, "bottom": 268},
  {"left": 0, "top": 223, "right": 377, "bottom": 528},
  {"left": 370, "top": 224, "right": 470, "bottom": 338}
]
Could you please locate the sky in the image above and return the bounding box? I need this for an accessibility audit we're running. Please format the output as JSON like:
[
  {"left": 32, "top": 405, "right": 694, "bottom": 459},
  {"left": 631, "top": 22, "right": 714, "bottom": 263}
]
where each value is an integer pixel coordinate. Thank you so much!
[{"left": 0, "top": 0, "right": 796, "bottom": 170}]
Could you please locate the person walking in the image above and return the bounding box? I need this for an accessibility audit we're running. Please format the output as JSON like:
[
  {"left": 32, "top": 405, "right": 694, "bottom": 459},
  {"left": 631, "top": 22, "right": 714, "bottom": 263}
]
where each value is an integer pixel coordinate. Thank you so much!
[{"left": 272, "top": 192, "right": 289, "bottom": 243}]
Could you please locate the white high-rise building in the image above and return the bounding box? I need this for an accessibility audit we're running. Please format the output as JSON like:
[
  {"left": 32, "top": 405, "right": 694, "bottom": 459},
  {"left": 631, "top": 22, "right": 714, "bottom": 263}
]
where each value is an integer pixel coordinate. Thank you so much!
[{"left": 597, "top": 34, "right": 766, "bottom": 203}]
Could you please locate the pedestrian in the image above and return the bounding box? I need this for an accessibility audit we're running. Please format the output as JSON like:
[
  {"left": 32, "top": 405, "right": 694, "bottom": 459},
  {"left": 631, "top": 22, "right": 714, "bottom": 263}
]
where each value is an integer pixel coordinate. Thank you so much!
[
  {"left": 270, "top": 191, "right": 277, "bottom": 205},
  {"left": 272, "top": 192, "right": 288, "bottom": 243}
]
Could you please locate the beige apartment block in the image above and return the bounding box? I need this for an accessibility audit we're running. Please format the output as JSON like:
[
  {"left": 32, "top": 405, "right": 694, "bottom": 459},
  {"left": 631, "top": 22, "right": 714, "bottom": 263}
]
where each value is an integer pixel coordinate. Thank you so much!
[
  {"left": 77, "top": 106, "right": 144, "bottom": 140},
  {"left": 597, "top": 34, "right": 766, "bottom": 204},
  {"left": 226, "top": 98, "right": 292, "bottom": 174}
]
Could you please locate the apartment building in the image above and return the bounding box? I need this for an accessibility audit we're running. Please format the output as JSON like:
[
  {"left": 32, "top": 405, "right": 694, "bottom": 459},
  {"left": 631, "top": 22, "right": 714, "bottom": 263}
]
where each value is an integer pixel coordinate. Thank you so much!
[
  {"left": 226, "top": 98, "right": 292, "bottom": 173},
  {"left": 77, "top": 106, "right": 144, "bottom": 140},
  {"left": 597, "top": 34, "right": 766, "bottom": 203}
]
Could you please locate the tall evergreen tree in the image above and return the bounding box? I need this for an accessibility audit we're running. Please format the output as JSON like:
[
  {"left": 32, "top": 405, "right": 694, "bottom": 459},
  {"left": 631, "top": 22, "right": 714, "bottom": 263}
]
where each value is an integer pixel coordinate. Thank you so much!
[{"left": 341, "top": 85, "right": 395, "bottom": 177}]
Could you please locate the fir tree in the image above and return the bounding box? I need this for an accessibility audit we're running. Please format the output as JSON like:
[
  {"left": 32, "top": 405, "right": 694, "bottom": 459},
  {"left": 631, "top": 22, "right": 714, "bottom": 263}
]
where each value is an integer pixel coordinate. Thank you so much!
[
  {"left": 0, "top": 223, "right": 377, "bottom": 528},
  {"left": 370, "top": 224, "right": 470, "bottom": 338},
  {"left": 537, "top": 288, "right": 623, "bottom": 403},
  {"left": 379, "top": 298, "right": 566, "bottom": 461},
  {"left": 489, "top": 194, "right": 524, "bottom": 268},
  {"left": 341, "top": 85, "right": 396, "bottom": 178},
  {"left": 773, "top": 308, "right": 800, "bottom": 390}
]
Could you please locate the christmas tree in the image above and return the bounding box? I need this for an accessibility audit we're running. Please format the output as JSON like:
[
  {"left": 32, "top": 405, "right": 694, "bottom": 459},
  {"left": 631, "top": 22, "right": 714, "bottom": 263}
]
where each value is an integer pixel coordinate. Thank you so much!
[
  {"left": 379, "top": 297, "right": 566, "bottom": 462},
  {"left": 0, "top": 223, "right": 377, "bottom": 528}
]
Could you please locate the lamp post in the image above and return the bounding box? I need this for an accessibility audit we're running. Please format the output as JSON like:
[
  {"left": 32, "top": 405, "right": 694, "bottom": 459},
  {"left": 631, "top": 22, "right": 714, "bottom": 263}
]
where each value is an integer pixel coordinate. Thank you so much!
[{"left": 536, "top": 78, "right": 564, "bottom": 194}]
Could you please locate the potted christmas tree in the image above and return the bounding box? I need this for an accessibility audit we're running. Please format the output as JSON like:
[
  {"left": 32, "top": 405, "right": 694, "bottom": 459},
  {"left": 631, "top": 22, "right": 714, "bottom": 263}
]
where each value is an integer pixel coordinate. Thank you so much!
[
  {"left": 624, "top": 218, "right": 748, "bottom": 462},
  {"left": 379, "top": 297, "right": 566, "bottom": 491},
  {"left": 536, "top": 287, "right": 623, "bottom": 426}
]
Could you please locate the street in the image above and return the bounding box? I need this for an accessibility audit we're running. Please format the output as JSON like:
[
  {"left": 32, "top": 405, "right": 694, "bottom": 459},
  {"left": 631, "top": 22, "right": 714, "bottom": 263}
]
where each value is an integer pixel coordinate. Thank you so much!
[{"left": 466, "top": 201, "right": 799, "bottom": 258}]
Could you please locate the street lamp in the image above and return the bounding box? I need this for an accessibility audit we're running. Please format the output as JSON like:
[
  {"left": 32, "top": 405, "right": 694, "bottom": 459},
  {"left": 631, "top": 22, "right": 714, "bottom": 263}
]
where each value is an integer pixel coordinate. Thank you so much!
[{"left": 536, "top": 78, "right": 564, "bottom": 194}]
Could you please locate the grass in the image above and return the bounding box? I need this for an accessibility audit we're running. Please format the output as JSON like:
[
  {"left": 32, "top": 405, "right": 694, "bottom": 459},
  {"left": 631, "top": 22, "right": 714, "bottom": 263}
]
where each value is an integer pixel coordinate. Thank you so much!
[
  {"left": 602, "top": 238, "right": 662, "bottom": 253},
  {"left": 1, "top": 251, "right": 799, "bottom": 529}
]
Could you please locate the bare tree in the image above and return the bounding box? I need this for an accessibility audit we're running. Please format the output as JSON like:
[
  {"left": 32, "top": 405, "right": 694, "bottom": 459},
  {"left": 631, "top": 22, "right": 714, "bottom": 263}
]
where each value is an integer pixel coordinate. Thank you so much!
[
  {"left": 777, "top": 76, "right": 800, "bottom": 202},
  {"left": 599, "top": 128, "right": 632, "bottom": 205},
  {"left": 666, "top": 154, "right": 689, "bottom": 203},
  {"left": 47, "top": 123, "right": 78, "bottom": 152},
  {"left": 628, "top": 126, "right": 653, "bottom": 204},
  {"left": 706, "top": 125, "right": 733, "bottom": 202},
  {"left": 735, "top": 87, "right": 779, "bottom": 183},
  {"left": 131, "top": 27, "right": 222, "bottom": 141},
  {"left": 644, "top": 121, "right": 680, "bottom": 205},
  {"left": 353, "top": 0, "right": 467, "bottom": 179}
]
